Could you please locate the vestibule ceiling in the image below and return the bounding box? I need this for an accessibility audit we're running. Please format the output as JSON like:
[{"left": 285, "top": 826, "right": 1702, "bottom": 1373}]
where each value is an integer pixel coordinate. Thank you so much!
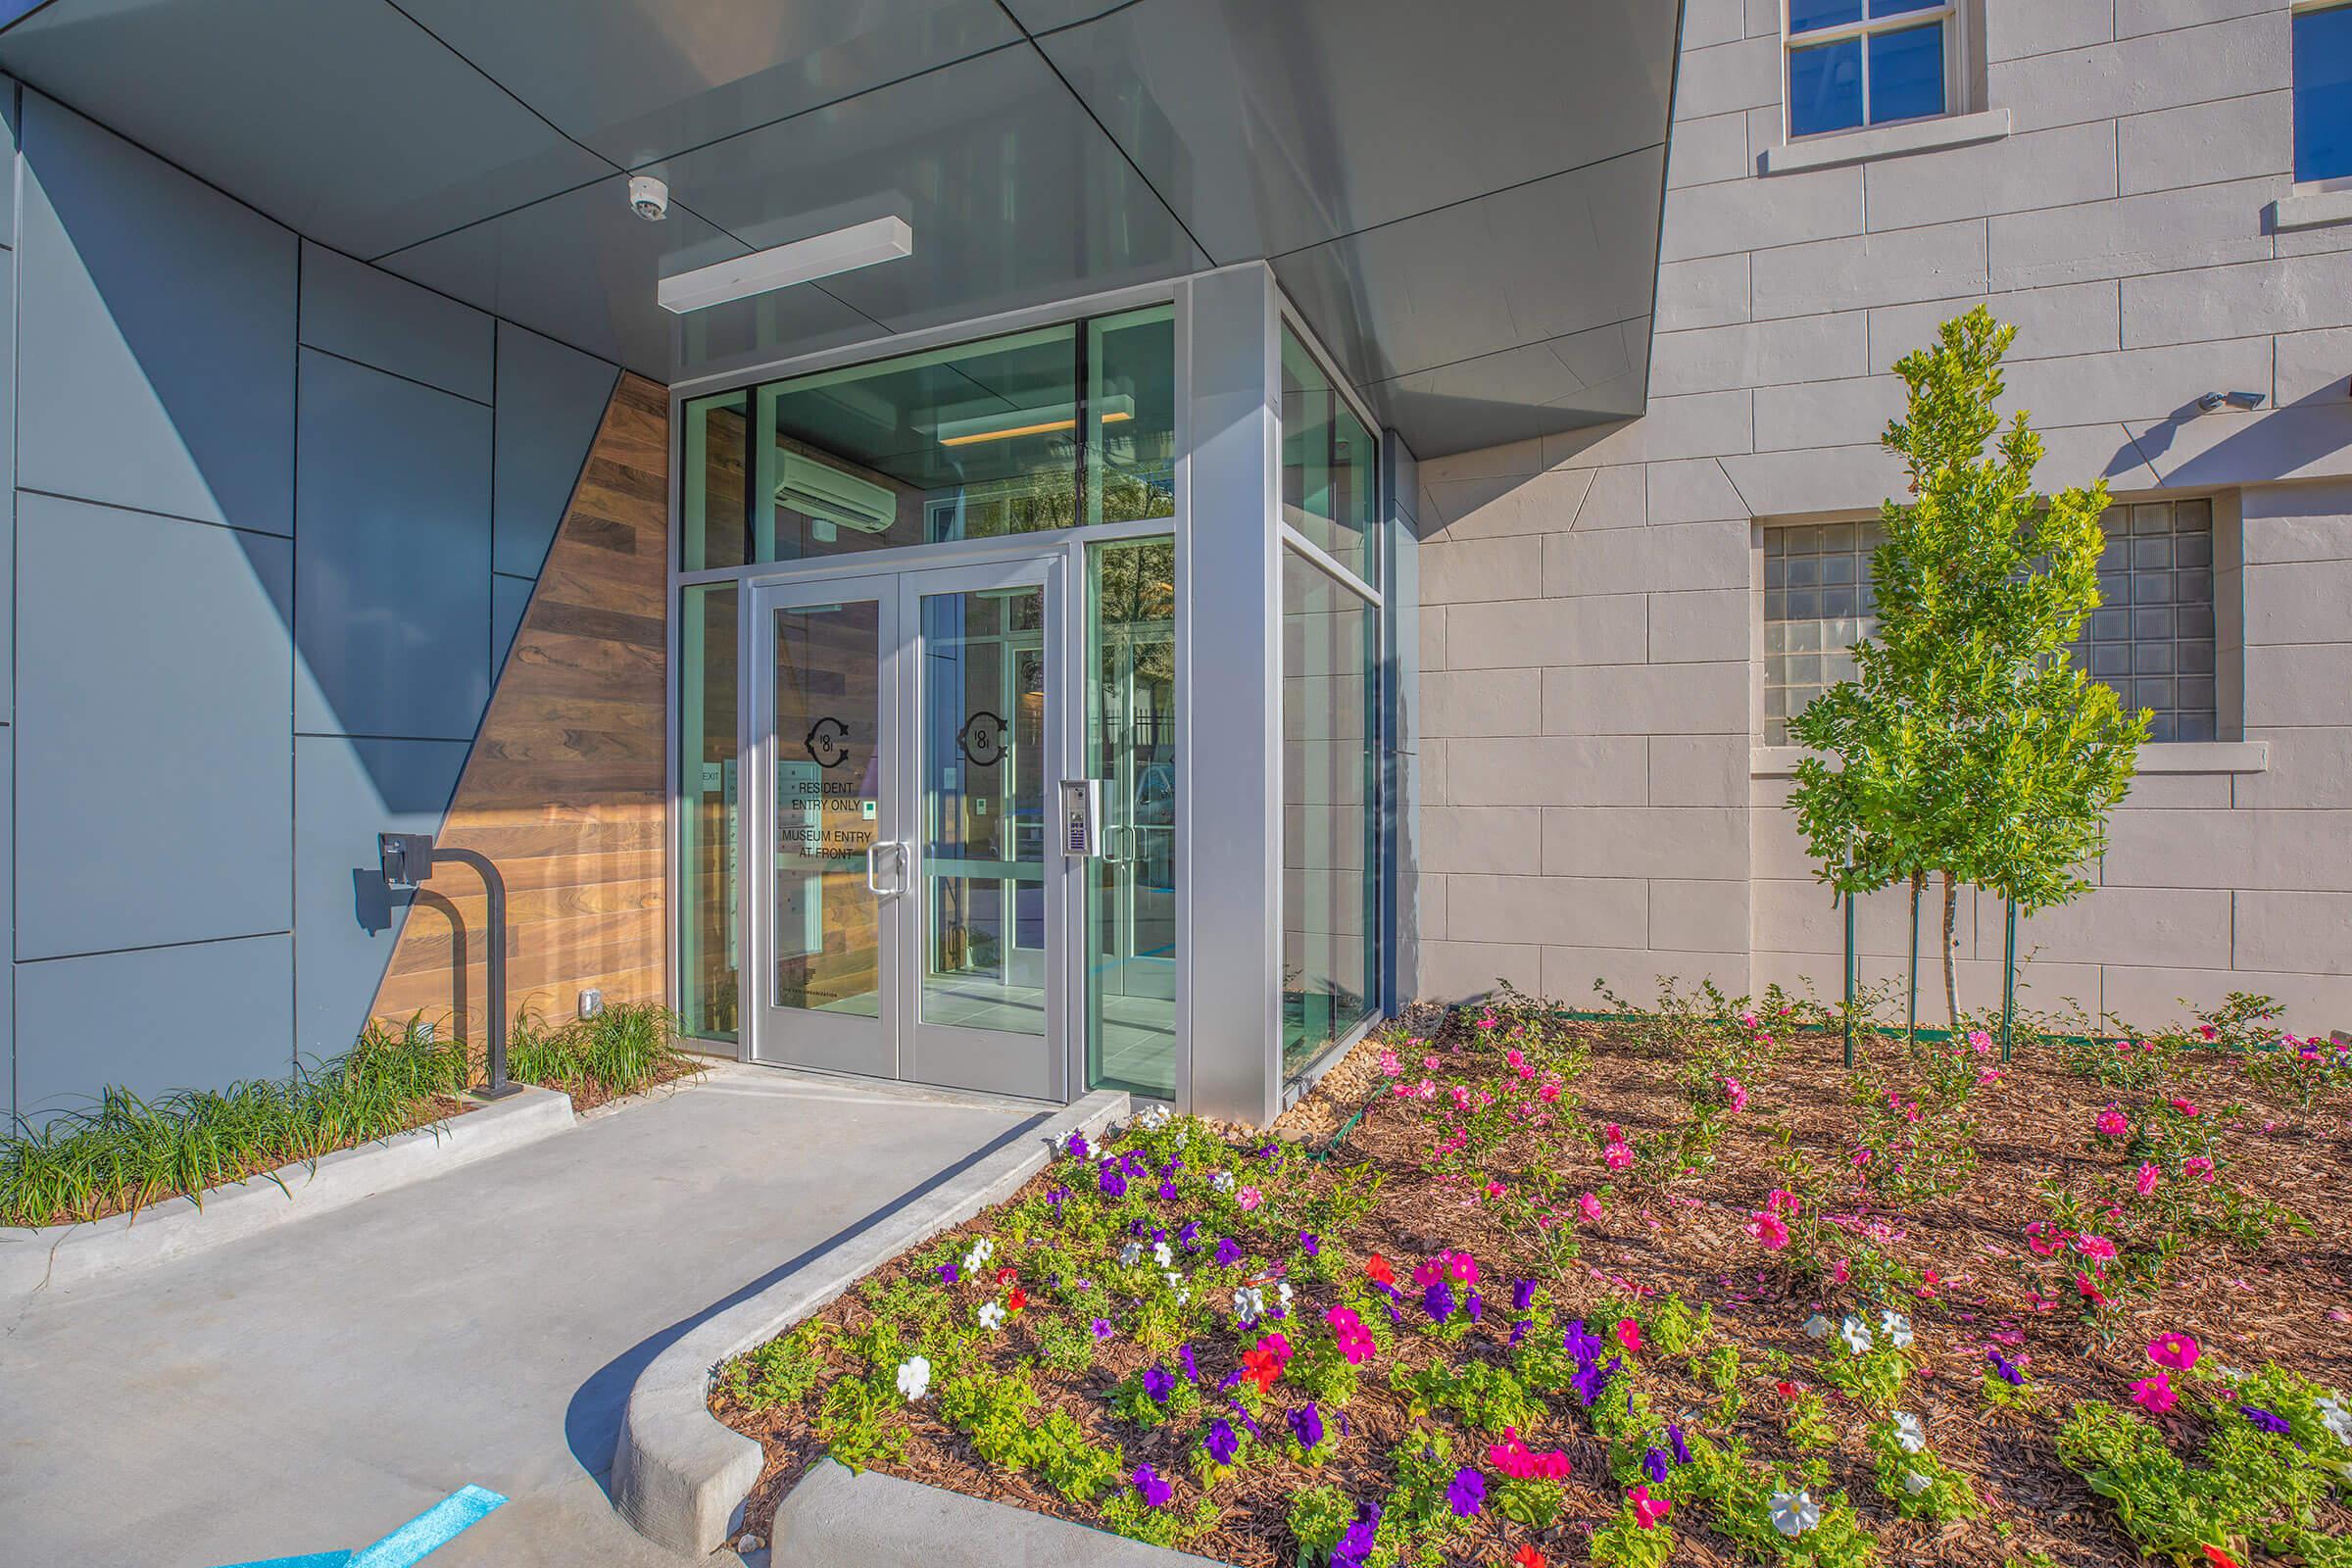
[{"left": 0, "top": 0, "right": 1680, "bottom": 457}]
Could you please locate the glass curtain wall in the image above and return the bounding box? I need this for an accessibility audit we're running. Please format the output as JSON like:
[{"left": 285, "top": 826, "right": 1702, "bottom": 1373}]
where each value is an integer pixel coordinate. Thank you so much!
[
  {"left": 1086, "top": 537, "right": 1177, "bottom": 1096},
  {"left": 1279, "top": 325, "right": 1382, "bottom": 1078},
  {"left": 679, "top": 583, "right": 739, "bottom": 1039}
]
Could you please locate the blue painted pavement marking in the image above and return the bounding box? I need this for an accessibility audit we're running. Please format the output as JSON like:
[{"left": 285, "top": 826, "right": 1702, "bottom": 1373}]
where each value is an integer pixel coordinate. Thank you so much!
[{"left": 214, "top": 1485, "right": 507, "bottom": 1568}]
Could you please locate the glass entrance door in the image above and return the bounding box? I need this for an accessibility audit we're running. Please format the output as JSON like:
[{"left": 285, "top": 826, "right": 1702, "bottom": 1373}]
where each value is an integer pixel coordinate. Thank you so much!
[{"left": 751, "top": 557, "right": 1066, "bottom": 1101}]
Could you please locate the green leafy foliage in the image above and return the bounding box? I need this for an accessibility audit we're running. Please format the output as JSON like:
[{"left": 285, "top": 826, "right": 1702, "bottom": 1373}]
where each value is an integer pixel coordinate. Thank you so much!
[{"left": 716, "top": 1321, "right": 828, "bottom": 1412}]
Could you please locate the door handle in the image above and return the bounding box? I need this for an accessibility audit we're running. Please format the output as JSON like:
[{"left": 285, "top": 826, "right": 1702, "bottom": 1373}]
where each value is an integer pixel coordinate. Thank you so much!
[{"left": 865, "top": 841, "right": 904, "bottom": 897}]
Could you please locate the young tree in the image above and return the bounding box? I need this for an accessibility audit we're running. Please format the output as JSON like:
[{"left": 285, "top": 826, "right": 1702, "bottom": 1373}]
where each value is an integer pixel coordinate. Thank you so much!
[{"left": 1788, "top": 307, "right": 2148, "bottom": 1028}]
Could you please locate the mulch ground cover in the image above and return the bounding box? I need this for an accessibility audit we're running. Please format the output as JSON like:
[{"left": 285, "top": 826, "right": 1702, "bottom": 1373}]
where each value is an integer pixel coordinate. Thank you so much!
[{"left": 715, "top": 996, "right": 2352, "bottom": 1567}]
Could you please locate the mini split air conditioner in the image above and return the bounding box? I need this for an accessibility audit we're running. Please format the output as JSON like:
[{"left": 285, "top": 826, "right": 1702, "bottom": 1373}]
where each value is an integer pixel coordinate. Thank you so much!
[{"left": 775, "top": 450, "right": 895, "bottom": 536}]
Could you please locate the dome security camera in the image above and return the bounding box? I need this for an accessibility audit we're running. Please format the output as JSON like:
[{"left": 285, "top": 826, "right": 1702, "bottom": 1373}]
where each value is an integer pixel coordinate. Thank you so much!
[{"left": 628, "top": 175, "right": 669, "bottom": 222}]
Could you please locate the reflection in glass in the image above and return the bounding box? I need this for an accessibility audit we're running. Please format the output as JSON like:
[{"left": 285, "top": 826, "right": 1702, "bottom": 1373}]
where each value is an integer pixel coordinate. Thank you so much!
[
  {"left": 1282, "top": 554, "right": 1381, "bottom": 1078},
  {"left": 1086, "top": 539, "right": 1177, "bottom": 1096},
  {"left": 1281, "top": 326, "right": 1378, "bottom": 586},
  {"left": 680, "top": 584, "right": 738, "bottom": 1039},
  {"left": 676, "top": 308, "right": 1179, "bottom": 572},
  {"left": 772, "top": 601, "right": 883, "bottom": 1016},
  {"left": 920, "top": 588, "right": 1047, "bottom": 1036},
  {"left": 2297, "top": 2, "right": 2352, "bottom": 183}
]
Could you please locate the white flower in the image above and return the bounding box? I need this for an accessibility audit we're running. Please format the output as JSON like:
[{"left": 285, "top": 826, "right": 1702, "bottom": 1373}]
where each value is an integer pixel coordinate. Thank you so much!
[
  {"left": 1890, "top": 1411, "right": 1927, "bottom": 1454},
  {"left": 1152, "top": 1241, "right": 1174, "bottom": 1268},
  {"left": 896, "top": 1354, "right": 931, "bottom": 1402},
  {"left": 1234, "top": 1285, "right": 1266, "bottom": 1324},
  {"left": 1880, "top": 1309, "right": 1915, "bottom": 1349},
  {"left": 1838, "top": 1314, "right": 1874, "bottom": 1354},
  {"left": 962, "top": 1237, "right": 994, "bottom": 1272},
  {"left": 1138, "top": 1104, "right": 1171, "bottom": 1131},
  {"left": 1277, "top": 1280, "right": 1295, "bottom": 1309},
  {"left": 977, "top": 1301, "right": 1006, "bottom": 1331},
  {"left": 1802, "top": 1313, "right": 1831, "bottom": 1340},
  {"left": 1118, "top": 1240, "right": 1144, "bottom": 1267},
  {"left": 2320, "top": 1394, "right": 2352, "bottom": 1445},
  {"left": 1768, "top": 1491, "right": 1821, "bottom": 1538},
  {"left": 1210, "top": 1170, "right": 1236, "bottom": 1194},
  {"left": 1901, "top": 1469, "right": 1932, "bottom": 1496},
  {"left": 1165, "top": 1270, "right": 1190, "bottom": 1305}
]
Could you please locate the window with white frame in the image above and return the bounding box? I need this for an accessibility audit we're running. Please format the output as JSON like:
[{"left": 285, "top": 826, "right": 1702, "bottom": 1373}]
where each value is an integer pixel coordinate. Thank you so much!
[
  {"left": 1786, "top": 0, "right": 1959, "bottom": 140},
  {"left": 1762, "top": 500, "right": 2222, "bottom": 745},
  {"left": 2293, "top": 0, "right": 2352, "bottom": 183}
]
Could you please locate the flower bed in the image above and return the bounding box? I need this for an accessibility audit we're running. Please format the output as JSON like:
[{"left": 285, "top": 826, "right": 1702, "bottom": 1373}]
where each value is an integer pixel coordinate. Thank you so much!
[{"left": 712, "top": 986, "right": 2352, "bottom": 1567}]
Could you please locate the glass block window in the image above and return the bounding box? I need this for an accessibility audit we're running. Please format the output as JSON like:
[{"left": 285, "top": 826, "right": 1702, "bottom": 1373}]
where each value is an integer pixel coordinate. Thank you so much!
[
  {"left": 1787, "top": 0, "right": 1956, "bottom": 139},
  {"left": 1762, "top": 521, "right": 1882, "bottom": 745},
  {"left": 2074, "top": 500, "right": 2218, "bottom": 742},
  {"left": 1762, "top": 499, "right": 2221, "bottom": 745}
]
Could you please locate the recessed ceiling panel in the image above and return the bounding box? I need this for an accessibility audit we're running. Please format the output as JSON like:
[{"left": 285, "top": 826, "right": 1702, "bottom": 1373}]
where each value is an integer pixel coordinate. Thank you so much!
[
  {"left": 379, "top": 174, "right": 882, "bottom": 378},
  {"left": 1000, "top": 0, "right": 1135, "bottom": 31},
  {"left": 651, "top": 45, "right": 1206, "bottom": 339},
  {"left": 1038, "top": 0, "right": 1679, "bottom": 262},
  {"left": 1365, "top": 318, "right": 1650, "bottom": 459},
  {"left": 1272, "top": 146, "right": 1665, "bottom": 389},
  {"left": 393, "top": 0, "right": 1022, "bottom": 169},
  {"left": 0, "top": 0, "right": 617, "bottom": 259}
]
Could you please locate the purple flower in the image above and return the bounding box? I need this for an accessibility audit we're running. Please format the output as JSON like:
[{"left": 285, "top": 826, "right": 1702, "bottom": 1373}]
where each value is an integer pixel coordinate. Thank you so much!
[
  {"left": 1569, "top": 1357, "right": 1609, "bottom": 1407},
  {"left": 1511, "top": 1278, "right": 1537, "bottom": 1313},
  {"left": 1509, "top": 1319, "right": 1531, "bottom": 1347},
  {"left": 1668, "top": 1423, "right": 1691, "bottom": 1466},
  {"left": 1128, "top": 1218, "right": 1149, "bottom": 1238},
  {"left": 1177, "top": 1344, "right": 1199, "bottom": 1382},
  {"left": 1299, "top": 1232, "right": 1321, "bottom": 1257},
  {"left": 1215, "top": 1237, "right": 1244, "bottom": 1268},
  {"left": 1383, "top": 1298, "right": 1405, "bottom": 1326},
  {"left": 1157, "top": 1180, "right": 1179, "bottom": 1201},
  {"left": 1067, "top": 1134, "right": 1090, "bottom": 1163},
  {"left": 1204, "top": 1417, "right": 1240, "bottom": 1465},
  {"left": 1218, "top": 1368, "right": 1244, "bottom": 1393},
  {"left": 1465, "top": 1290, "right": 1484, "bottom": 1323},
  {"left": 1099, "top": 1165, "right": 1127, "bottom": 1199},
  {"left": 1332, "top": 1502, "right": 1381, "bottom": 1568},
  {"left": 1150, "top": 1226, "right": 1167, "bottom": 1245},
  {"left": 1123, "top": 1152, "right": 1149, "bottom": 1176},
  {"left": 1446, "top": 1466, "right": 1486, "bottom": 1518},
  {"left": 1177, "top": 1221, "right": 1200, "bottom": 1251},
  {"left": 1642, "top": 1446, "right": 1670, "bottom": 1483},
  {"left": 1132, "top": 1463, "right": 1172, "bottom": 1508},
  {"left": 2241, "top": 1404, "right": 2292, "bottom": 1435},
  {"left": 1143, "top": 1365, "right": 1176, "bottom": 1404},
  {"left": 1229, "top": 1398, "right": 1261, "bottom": 1438},
  {"left": 1289, "top": 1401, "right": 1325, "bottom": 1450},
  {"left": 1092, "top": 1317, "right": 1114, "bottom": 1341},
  {"left": 1422, "top": 1280, "right": 1455, "bottom": 1322},
  {"left": 1563, "top": 1319, "right": 1601, "bottom": 1362},
  {"left": 1987, "top": 1349, "right": 2024, "bottom": 1386},
  {"left": 936, "top": 1263, "right": 959, "bottom": 1285},
  {"left": 1046, "top": 1186, "right": 1067, "bottom": 1215}
]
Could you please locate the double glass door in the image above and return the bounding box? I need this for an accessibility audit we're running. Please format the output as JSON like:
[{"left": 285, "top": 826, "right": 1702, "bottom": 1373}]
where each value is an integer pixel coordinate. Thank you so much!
[{"left": 750, "top": 558, "right": 1065, "bottom": 1100}]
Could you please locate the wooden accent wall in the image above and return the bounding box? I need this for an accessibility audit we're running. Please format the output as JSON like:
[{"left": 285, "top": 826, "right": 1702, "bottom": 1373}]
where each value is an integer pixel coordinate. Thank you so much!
[{"left": 371, "top": 372, "right": 670, "bottom": 1042}]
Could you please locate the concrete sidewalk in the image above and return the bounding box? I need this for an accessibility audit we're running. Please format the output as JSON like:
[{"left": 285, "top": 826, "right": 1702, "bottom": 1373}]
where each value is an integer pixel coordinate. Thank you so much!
[{"left": 0, "top": 1062, "right": 1047, "bottom": 1567}]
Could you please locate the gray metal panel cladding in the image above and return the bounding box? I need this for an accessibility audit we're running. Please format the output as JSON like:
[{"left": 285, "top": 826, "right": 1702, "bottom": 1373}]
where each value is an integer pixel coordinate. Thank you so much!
[
  {"left": 493, "top": 321, "right": 619, "bottom": 579},
  {"left": 299, "top": 240, "right": 494, "bottom": 405},
  {"left": 293, "top": 347, "right": 494, "bottom": 743},
  {"left": 14, "top": 494, "right": 293, "bottom": 961}
]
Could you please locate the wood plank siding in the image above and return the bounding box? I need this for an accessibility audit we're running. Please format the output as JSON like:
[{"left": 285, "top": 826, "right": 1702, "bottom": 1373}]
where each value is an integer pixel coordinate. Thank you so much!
[{"left": 370, "top": 372, "right": 670, "bottom": 1041}]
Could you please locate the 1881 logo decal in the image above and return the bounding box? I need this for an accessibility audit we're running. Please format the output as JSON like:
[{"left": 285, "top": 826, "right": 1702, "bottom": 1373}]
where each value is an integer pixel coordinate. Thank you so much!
[
  {"left": 805, "top": 716, "right": 854, "bottom": 769},
  {"left": 957, "top": 711, "right": 1007, "bottom": 768}
]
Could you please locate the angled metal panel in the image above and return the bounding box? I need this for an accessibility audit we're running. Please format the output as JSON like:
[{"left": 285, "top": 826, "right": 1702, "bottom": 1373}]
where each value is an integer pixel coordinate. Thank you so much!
[
  {"left": 1362, "top": 318, "right": 1652, "bottom": 460},
  {"left": 1038, "top": 0, "right": 1679, "bottom": 261},
  {"left": 0, "top": 0, "right": 614, "bottom": 257},
  {"left": 650, "top": 46, "right": 1207, "bottom": 338},
  {"left": 492, "top": 320, "right": 617, "bottom": 577},
  {"left": 294, "top": 348, "right": 494, "bottom": 742},
  {"left": 1000, "top": 0, "right": 1133, "bottom": 31},
  {"left": 299, "top": 240, "right": 494, "bottom": 404},
  {"left": 395, "top": 0, "right": 1020, "bottom": 169},
  {"left": 16, "top": 494, "right": 294, "bottom": 960},
  {"left": 17, "top": 91, "right": 296, "bottom": 534},
  {"left": 17, "top": 934, "right": 295, "bottom": 1122}
]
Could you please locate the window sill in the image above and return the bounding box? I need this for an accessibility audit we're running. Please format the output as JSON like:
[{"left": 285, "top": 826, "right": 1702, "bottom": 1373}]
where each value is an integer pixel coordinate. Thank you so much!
[
  {"left": 2268, "top": 186, "right": 2352, "bottom": 232},
  {"left": 1758, "top": 108, "right": 2011, "bottom": 176},
  {"left": 1750, "top": 740, "right": 2268, "bottom": 778}
]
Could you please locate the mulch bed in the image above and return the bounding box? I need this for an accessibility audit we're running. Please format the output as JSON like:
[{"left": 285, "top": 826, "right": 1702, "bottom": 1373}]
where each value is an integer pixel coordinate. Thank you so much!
[{"left": 715, "top": 1006, "right": 2352, "bottom": 1566}]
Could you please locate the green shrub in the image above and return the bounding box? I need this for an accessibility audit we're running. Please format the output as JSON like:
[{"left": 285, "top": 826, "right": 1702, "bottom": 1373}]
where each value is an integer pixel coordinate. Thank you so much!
[{"left": 507, "top": 1000, "right": 696, "bottom": 1101}]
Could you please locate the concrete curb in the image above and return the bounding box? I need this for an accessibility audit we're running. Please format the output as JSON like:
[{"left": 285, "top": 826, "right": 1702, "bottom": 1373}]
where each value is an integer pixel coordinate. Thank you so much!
[
  {"left": 0, "top": 1086, "right": 574, "bottom": 1302},
  {"left": 611, "top": 1087, "right": 1131, "bottom": 1559},
  {"left": 768, "top": 1457, "right": 1227, "bottom": 1566}
]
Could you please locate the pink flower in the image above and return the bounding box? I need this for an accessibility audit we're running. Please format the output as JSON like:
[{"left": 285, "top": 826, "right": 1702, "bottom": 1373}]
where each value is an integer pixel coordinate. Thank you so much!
[
  {"left": 1629, "top": 1484, "right": 1672, "bottom": 1529},
  {"left": 1852, "top": 1148, "right": 1874, "bottom": 1168},
  {"left": 2132, "top": 1372, "right": 2176, "bottom": 1412},
  {"left": 1968, "top": 1029, "right": 1993, "bottom": 1054},
  {"left": 2183, "top": 1154, "right": 2216, "bottom": 1184},
  {"left": 2075, "top": 1232, "right": 2118, "bottom": 1265},
  {"left": 1537, "top": 1082, "right": 1560, "bottom": 1102},
  {"left": 1238, "top": 1186, "right": 1262, "bottom": 1211},
  {"left": 2026, "top": 1221, "right": 2065, "bottom": 1256},
  {"left": 2148, "top": 1332, "right": 2199, "bottom": 1370},
  {"left": 1604, "top": 1143, "right": 1634, "bottom": 1171},
  {"left": 1746, "top": 1212, "right": 1790, "bottom": 1250},
  {"left": 2135, "top": 1162, "right": 2160, "bottom": 1198},
  {"left": 1411, "top": 1255, "right": 1447, "bottom": 1289},
  {"left": 1476, "top": 1011, "right": 1499, "bottom": 1031},
  {"left": 1379, "top": 1051, "right": 1401, "bottom": 1078},
  {"left": 1766, "top": 1187, "right": 1801, "bottom": 1216},
  {"left": 1615, "top": 1317, "right": 1643, "bottom": 1354},
  {"left": 1578, "top": 1192, "right": 1603, "bottom": 1224},
  {"left": 2096, "top": 1106, "right": 2130, "bottom": 1138},
  {"left": 1446, "top": 1250, "right": 1480, "bottom": 1287},
  {"left": 1832, "top": 1257, "right": 1851, "bottom": 1284},
  {"left": 1723, "top": 1076, "right": 1748, "bottom": 1111}
]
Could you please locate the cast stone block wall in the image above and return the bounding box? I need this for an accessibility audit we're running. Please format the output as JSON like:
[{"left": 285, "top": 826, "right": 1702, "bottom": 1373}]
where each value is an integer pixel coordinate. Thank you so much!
[
  {"left": 1409, "top": 0, "right": 2352, "bottom": 1033},
  {"left": 4, "top": 85, "right": 627, "bottom": 1124}
]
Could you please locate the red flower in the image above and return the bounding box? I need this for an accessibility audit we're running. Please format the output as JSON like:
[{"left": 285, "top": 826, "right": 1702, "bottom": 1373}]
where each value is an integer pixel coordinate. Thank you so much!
[
  {"left": 1365, "top": 1254, "right": 1396, "bottom": 1286},
  {"left": 995, "top": 1265, "right": 1018, "bottom": 1285},
  {"left": 1005, "top": 1287, "right": 1027, "bottom": 1312},
  {"left": 2204, "top": 1547, "right": 2241, "bottom": 1568},
  {"left": 1240, "top": 1347, "right": 1284, "bottom": 1393},
  {"left": 1512, "top": 1546, "right": 1546, "bottom": 1568},
  {"left": 1776, "top": 1380, "right": 1801, "bottom": 1400}
]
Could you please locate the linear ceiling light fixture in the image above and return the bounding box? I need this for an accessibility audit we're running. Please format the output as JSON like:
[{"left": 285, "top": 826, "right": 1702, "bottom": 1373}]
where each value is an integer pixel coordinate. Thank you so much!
[
  {"left": 657, "top": 216, "right": 912, "bottom": 314},
  {"left": 936, "top": 396, "right": 1134, "bottom": 448}
]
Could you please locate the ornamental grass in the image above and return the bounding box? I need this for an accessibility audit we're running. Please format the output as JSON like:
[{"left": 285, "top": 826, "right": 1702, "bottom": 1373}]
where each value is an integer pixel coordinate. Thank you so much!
[{"left": 714, "top": 983, "right": 2352, "bottom": 1568}]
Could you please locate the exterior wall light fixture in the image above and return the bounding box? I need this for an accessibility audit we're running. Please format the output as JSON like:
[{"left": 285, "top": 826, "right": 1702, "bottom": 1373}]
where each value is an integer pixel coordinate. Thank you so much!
[{"left": 2196, "top": 390, "right": 2266, "bottom": 412}]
